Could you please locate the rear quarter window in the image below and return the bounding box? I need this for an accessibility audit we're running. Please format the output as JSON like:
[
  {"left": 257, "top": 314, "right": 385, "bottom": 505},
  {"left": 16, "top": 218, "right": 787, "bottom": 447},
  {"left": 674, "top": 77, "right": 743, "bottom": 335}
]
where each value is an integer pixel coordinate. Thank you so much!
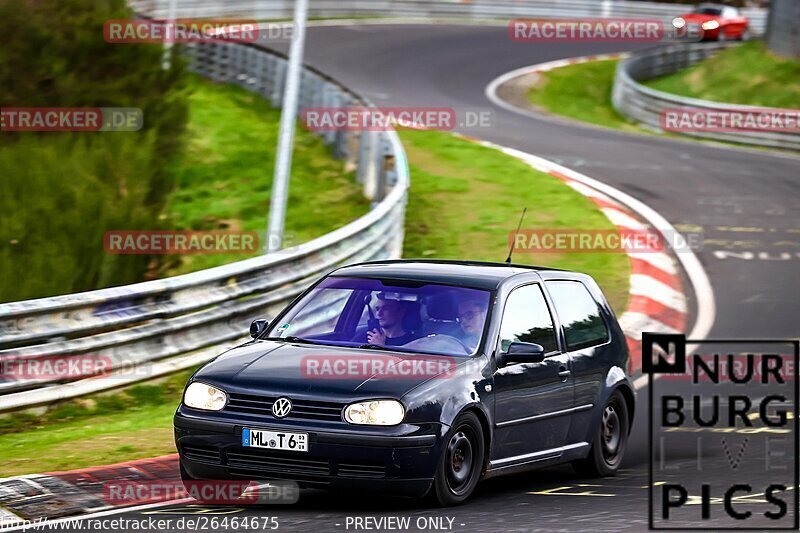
[{"left": 546, "top": 281, "right": 609, "bottom": 351}]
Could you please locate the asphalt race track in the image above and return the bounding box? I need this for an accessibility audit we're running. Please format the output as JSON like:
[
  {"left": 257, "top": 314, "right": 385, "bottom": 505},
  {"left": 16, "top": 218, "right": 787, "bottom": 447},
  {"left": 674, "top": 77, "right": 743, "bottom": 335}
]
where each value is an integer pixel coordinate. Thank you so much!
[{"left": 62, "top": 24, "right": 800, "bottom": 532}]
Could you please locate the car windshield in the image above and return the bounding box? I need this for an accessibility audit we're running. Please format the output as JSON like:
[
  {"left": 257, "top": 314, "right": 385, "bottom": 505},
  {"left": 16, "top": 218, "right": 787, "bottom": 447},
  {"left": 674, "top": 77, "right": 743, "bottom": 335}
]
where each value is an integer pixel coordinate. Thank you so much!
[
  {"left": 694, "top": 7, "right": 723, "bottom": 15},
  {"left": 265, "top": 276, "right": 492, "bottom": 356}
]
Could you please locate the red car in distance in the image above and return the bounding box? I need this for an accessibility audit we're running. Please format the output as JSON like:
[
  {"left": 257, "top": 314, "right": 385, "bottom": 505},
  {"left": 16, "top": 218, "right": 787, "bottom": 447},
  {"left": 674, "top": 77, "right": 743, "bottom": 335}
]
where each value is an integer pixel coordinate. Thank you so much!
[{"left": 672, "top": 3, "right": 750, "bottom": 41}]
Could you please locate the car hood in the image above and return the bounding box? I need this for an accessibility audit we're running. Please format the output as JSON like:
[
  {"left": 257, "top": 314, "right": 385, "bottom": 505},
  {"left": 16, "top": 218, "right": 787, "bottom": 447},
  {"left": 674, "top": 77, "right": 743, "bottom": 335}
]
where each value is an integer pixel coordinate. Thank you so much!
[
  {"left": 679, "top": 13, "right": 722, "bottom": 23},
  {"left": 192, "top": 340, "right": 471, "bottom": 400}
]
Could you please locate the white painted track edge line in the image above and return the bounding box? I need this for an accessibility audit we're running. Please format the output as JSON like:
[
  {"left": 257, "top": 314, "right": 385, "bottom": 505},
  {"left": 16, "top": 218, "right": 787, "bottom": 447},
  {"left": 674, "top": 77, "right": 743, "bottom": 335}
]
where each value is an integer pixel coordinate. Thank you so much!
[{"left": 484, "top": 56, "right": 800, "bottom": 162}]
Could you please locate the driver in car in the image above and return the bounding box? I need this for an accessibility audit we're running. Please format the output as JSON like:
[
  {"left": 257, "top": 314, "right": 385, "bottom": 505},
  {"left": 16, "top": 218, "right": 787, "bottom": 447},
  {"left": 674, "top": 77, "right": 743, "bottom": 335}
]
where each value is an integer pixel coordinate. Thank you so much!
[
  {"left": 366, "top": 292, "right": 418, "bottom": 347},
  {"left": 455, "top": 298, "right": 488, "bottom": 352}
]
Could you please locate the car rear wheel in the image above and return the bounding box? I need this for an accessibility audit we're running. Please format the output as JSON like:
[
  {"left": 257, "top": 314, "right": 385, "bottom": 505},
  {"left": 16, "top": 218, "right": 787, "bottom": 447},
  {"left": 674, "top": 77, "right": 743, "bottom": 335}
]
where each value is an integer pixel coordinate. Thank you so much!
[
  {"left": 572, "top": 390, "right": 629, "bottom": 477},
  {"left": 431, "top": 411, "right": 484, "bottom": 506}
]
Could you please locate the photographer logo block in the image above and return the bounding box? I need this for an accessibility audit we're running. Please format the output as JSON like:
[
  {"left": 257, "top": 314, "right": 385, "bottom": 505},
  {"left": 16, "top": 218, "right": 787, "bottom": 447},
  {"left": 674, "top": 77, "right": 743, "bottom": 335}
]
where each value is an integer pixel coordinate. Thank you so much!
[{"left": 642, "top": 333, "right": 686, "bottom": 374}]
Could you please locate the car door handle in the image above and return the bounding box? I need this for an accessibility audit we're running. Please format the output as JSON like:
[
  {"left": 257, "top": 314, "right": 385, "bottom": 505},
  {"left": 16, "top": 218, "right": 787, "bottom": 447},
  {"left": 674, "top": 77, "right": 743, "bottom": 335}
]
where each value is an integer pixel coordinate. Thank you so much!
[{"left": 558, "top": 369, "right": 571, "bottom": 379}]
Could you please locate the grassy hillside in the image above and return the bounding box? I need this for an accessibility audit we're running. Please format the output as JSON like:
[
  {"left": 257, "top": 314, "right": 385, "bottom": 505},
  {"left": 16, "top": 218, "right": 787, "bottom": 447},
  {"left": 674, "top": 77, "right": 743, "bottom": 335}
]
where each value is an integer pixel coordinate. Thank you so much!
[{"left": 645, "top": 41, "right": 800, "bottom": 108}]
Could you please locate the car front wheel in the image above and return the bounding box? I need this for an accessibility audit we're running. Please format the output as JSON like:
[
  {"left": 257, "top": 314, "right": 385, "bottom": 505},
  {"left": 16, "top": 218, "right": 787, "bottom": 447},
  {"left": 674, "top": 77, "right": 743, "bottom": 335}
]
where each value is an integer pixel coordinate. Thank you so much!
[
  {"left": 431, "top": 411, "right": 485, "bottom": 506},
  {"left": 572, "top": 390, "right": 629, "bottom": 477}
]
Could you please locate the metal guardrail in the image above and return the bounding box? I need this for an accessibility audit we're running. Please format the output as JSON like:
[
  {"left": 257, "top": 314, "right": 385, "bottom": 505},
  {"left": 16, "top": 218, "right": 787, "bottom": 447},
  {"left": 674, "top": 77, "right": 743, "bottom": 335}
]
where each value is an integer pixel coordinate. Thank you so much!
[
  {"left": 612, "top": 43, "right": 800, "bottom": 151},
  {"left": 0, "top": 40, "right": 409, "bottom": 412},
  {"left": 129, "top": 0, "right": 767, "bottom": 35}
]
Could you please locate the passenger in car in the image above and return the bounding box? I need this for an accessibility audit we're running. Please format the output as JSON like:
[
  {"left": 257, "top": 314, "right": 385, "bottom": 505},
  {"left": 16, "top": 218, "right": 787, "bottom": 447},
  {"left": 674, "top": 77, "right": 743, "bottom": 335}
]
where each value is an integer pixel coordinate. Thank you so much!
[
  {"left": 365, "top": 292, "right": 419, "bottom": 347},
  {"left": 455, "top": 298, "right": 488, "bottom": 352}
]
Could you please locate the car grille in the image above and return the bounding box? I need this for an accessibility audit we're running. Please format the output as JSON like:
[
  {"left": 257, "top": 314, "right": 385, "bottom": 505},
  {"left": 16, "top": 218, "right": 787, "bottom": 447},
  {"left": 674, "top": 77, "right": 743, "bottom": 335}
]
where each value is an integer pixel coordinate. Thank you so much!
[
  {"left": 225, "top": 393, "right": 345, "bottom": 422},
  {"left": 336, "top": 461, "right": 387, "bottom": 479},
  {"left": 223, "top": 448, "right": 387, "bottom": 480},
  {"left": 226, "top": 448, "right": 331, "bottom": 477},
  {"left": 182, "top": 445, "right": 222, "bottom": 465}
]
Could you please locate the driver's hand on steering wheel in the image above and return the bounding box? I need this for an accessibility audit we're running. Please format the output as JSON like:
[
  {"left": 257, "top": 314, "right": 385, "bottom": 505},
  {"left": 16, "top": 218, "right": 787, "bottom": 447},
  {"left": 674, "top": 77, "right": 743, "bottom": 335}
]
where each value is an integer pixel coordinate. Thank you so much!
[{"left": 366, "top": 328, "right": 385, "bottom": 345}]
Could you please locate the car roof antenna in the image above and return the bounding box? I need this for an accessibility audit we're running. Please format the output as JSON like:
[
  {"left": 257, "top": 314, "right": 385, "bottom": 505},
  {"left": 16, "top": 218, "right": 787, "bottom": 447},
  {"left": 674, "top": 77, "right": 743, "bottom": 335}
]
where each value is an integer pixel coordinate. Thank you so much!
[{"left": 505, "top": 208, "right": 527, "bottom": 264}]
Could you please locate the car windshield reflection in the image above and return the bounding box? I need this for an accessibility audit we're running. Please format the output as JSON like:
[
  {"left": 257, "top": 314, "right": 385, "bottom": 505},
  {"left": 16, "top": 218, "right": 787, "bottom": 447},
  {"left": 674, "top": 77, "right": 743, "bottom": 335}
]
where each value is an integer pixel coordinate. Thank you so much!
[{"left": 265, "top": 276, "right": 492, "bottom": 356}]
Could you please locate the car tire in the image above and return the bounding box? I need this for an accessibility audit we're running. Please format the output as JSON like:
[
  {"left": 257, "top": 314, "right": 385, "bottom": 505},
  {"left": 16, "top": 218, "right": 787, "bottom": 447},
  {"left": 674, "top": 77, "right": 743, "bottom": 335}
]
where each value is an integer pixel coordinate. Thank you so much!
[
  {"left": 572, "top": 390, "right": 629, "bottom": 477},
  {"left": 430, "top": 411, "right": 485, "bottom": 506}
]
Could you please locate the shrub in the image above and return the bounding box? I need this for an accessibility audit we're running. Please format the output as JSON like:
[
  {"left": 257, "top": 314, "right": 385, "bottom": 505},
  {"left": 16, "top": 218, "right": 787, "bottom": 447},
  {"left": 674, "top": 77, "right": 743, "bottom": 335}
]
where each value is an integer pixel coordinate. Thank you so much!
[{"left": 0, "top": 0, "right": 188, "bottom": 302}]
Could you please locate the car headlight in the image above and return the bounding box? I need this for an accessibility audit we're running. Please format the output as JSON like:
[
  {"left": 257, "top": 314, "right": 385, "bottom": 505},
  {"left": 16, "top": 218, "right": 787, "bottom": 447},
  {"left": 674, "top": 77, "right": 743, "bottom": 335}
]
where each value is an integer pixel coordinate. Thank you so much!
[
  {"left": 702, "top": 20, "right": 720, "bottom": 30},
  {"left": 183, "top": 382, "right": 228, "bottom": 411},
  {"left": 344, "top": 400, "right": 405, "bottom": 425},
  {"left": 672, "top": 17, "right": 686, "bottom": 29}
]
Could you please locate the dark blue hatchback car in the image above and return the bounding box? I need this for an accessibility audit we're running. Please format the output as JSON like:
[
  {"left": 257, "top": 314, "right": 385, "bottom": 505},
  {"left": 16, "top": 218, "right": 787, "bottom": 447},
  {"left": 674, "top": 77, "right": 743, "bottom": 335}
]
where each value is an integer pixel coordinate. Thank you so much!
[{"left": 175, "top": 260, "right": 634, "bottom": 505}]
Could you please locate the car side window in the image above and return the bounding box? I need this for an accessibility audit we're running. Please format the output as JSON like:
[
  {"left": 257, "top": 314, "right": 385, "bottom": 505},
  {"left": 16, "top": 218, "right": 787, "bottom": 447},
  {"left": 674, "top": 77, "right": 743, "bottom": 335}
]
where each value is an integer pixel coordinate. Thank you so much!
[
  {"left": 498, "top": 284, "right": 558, "bottom": 354},
  {"left": 546, "top": 281, "right": 609, "bottom": 351}
]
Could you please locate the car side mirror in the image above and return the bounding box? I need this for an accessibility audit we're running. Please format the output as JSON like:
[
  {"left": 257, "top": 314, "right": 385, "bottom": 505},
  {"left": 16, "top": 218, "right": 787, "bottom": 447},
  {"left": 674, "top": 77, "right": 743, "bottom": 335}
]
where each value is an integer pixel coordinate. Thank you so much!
[
  {"left": 250, "top": 319, "right": 269, "bottom": 339},
  {"left": 500, "top": 342, "right": 545, "bottom": 366}
]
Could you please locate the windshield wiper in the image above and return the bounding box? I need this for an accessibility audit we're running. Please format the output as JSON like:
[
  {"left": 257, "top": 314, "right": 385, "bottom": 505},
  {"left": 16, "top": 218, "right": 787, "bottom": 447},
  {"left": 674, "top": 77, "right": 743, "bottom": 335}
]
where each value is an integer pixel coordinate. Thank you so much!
[
  {"left": 263, "top": 336, "right": 321, "bottom": 345},
  {"left": 357, "top": 343, "right": 400, "bottom": 352}
]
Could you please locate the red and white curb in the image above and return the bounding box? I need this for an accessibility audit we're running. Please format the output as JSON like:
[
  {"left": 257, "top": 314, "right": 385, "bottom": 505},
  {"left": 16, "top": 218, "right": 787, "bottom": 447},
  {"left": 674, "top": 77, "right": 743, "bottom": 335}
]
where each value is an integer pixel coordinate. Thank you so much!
[
  {"left": 518, "top": 52, "right": 630, "bottom": 74},
  {"left": 0, "top": 454, "right": 188, "bottom": 529},
  {"left": 438, "top": 133, "right": 692, "bottom": 379},
  {"left": 483, "top": 53, "right": 715, "bottom": 387},
  {"left": 499, "top": 146, "right": 715, "bottom": 391},
  {"left": 547, "top": 170, "right": 688, "bottom": 362}
]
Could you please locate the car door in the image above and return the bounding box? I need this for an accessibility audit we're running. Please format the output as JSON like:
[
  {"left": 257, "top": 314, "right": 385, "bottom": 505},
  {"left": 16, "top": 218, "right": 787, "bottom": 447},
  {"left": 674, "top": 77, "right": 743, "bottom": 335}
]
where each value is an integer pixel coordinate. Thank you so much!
[
  {"left": 545, "top": 280, "right": 612, "bottom": 444},
  {"left": 491, "top": 283, "right": 575, "bottom": 463}
]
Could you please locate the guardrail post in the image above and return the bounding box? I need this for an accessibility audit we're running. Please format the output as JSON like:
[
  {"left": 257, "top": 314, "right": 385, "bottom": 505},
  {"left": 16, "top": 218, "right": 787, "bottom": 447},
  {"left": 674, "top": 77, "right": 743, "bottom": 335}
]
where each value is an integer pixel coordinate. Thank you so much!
[
  {"left": 243, "top": 46, "right": 257, "bottom": 90},
  {"left": 272, "top": 59, "right": 287, "bottom": 107},
  {"left": 298, "top": 70, "right": 309, "bottom": 111},
  {"left": 344, "top": 128, "right": 360, "bottom": 173},
  {"left": 212, "top": 42, "right": 225, "bottom": 82},
  {"left": 356, "top": 129, "right": 371, "bottom": 187},
  {"left": 363, "top": 130, "right": 383, "bottom": 201},
  {"left": 254, "top": 49, "right": 267, "bottom": 97},
  {"left": 263, "top": 53, "right": 276, "bottom": 99},
  {"left": 333, "top": 93, "right": 350, "bottom": 160},
  {"left": 233, "top": 46, "right": 245, "bottom": 88},
  {"left": 322, "top": 84, "right": 339, "bottom": 148},
  {"left": 183, "top": 43, "right": 197, "bottom": 74},
  {"left": 373, "top": 133, "right": 389, "bottom": 202},
  {"left": 383, "top": 137, "right": 398, "bottom": 189}
]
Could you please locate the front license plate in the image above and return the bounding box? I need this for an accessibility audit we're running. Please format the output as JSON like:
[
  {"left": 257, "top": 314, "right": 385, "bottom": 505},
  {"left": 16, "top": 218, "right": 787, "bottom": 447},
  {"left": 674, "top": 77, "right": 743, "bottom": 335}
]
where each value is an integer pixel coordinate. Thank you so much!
[{"left": 242, "top": 428, "right": 308, "bottom": 452}]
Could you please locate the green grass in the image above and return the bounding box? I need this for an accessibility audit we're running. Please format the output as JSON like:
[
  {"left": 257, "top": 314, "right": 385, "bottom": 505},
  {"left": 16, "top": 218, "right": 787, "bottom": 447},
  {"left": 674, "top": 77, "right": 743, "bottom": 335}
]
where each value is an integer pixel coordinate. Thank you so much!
[
  {"left": 399, "top": 128, "right": 630, "bottom": 313},
  {"left": 0, "top": 130, "right": 630, "bottom": 478},
  {"left": 160, "top": 75, "right": 369, "bottom": 275},
  {"left": 0, "top": 369, "right": 195, "bottom": 477},
  {"left": 526, "top": 59, "right": 644, "bottom": 132},
  {"left": 644, "top": 41, "right": 800, "bottom": 108}
]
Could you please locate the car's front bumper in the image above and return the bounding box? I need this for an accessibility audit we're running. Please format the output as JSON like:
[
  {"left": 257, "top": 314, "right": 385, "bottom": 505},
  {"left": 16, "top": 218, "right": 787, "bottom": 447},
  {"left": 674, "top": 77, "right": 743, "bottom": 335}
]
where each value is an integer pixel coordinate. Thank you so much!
[{"left": 174, "top": 407, "right": 445, "bottom": 498}]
